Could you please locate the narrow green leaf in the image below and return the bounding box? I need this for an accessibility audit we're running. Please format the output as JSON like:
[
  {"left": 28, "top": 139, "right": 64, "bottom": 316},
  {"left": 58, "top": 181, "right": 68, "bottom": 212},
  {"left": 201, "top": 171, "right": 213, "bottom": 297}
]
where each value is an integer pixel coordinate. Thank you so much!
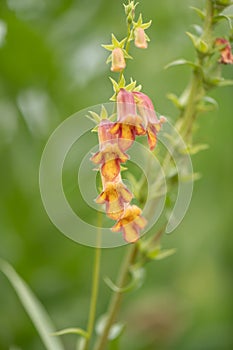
[
  {"left": 149, "top": 248, "right": 177, "bottom": 261},
  {"left": 95, "top": 315, "right": 125, "bottom": 341},
  {"left": 180, "top": 143, "right": 209, "bottom": 155},
  {"left": 52, "top": 328, "right": 89, "bottom": 338},
  {"left": 190, "top": 6, "right": 206, "bottom": 20},
  {"left": 0, "top": 259, "right": 65, "bottom": 350},
  {"left": 104, "top": 267, "right": 145, "bottom": 293},
  {"left": 165, "top": 59, "right": 199, "bottom": 70},
  {"left": 167, "top": 93, "right": 183, "bottom": 109},
  {"left": 213, "top": 14, "right": 232, "bottom": 29},
  {"left": 191, "top": 24, "right": 203, "bottom": 35}
]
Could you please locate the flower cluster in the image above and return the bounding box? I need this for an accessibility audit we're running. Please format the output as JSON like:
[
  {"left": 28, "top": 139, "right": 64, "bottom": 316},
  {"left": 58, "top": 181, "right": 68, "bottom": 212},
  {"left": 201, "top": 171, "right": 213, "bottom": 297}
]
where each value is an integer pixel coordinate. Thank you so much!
[{"left": 91, "top": 89, "right": 165, "bottom": 243}]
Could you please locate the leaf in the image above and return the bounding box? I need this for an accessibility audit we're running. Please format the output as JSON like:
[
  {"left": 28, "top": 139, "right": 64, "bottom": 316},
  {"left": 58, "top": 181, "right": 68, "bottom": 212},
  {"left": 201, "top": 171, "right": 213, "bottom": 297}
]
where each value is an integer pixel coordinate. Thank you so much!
[
  {"left": 166, "top": 93, "right": 183, "bottom": 109},
  {"left": 0, "top": 259, "right": 65, "bottom": 350},
  {"left": 209, "top": 78, "right": 233, "bottom": 87},
  {"left": 104, "top": 266, "right": 145, "bottom": 293},
  {"left": 51, "top": 328, "right": 89, "bottom": 338},
  {"left": 190, "top": 6, "right": 206, "bottom": 20},
  {"left": 148, "top": 248, "right": 177, "bottom": 261},
  {"left": 95, "top": 315, "right": 125, "bottom": 341},
  {"left": 165, "top": 59, "right": 199, "bottom": 70},
  {"left": 180, "top": 143, "right": 209, "bottom": 155},
  {"left": 191, "top": 24, "right": 203, "bottom": 36},
  {"left": 213, "top": 14, "right": 232, "bottom": 29}
]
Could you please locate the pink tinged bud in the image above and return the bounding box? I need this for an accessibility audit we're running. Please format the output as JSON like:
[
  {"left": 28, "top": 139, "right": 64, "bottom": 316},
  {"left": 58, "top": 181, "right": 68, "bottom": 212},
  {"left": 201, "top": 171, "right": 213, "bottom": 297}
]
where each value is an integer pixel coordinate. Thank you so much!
[
  {"left": 134, "top": 27, "right": 148, "bottom": 49},
  {"left": 111, "top": 89, "right": 145, "bottom": 151},
  {"left": 133, "top": 91, "right": 158, "bottom": 125},
  {"left": 215, "top": 38, "right": 233, "bottom": 64},
  {"left": 111, "top": 48, "right": 126, "bottom": 72},
  {"left": 117, "top": 88, "right": 138, "bottom": 122},
  {"left": 133, "top": 91, "right": 166, "bottom": 151}
]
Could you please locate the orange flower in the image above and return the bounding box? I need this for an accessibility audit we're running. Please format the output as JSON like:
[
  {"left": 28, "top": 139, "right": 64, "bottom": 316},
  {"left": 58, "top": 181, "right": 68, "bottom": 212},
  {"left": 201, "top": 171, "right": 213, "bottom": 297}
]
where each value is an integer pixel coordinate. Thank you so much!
[
  {"left": 134, "top": 27, "right": 148, "bottom": 49},
  {"left": 111, "top": 48, "right": 126, "bottom": 72},
  {"left": 112, "top": 205, "right": 147, "bottom": 243},
  {"left": 91, "top": 120, "right": 129, "bottom": 181},
  {"left": 96, "top": 179, "right": 133, "bottom": 220},
  {"left": 111, "top": 89, "right": 145, "bottom": 151},
  {"left": 133, "top": 91, "right": 166, "bottom": 150},
  {"left": 215, "top": 38, "right": 233, "bottom": 64}
]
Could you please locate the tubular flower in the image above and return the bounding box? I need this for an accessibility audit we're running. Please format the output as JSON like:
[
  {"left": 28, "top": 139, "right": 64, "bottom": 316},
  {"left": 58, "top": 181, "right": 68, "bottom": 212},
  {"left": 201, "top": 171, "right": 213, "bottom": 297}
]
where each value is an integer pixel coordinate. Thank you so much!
[
  {"left": 111, "top": 47, "right": 126, "bottom": 72},
  {"left": 215, "top": 38, "right": 233, "bottom": 64},
  {"left": 111, "top": 88, "right": 146, "bottom": 151},
  {"left": 134, "top": 27, "right": 148, "bottom": 49},
  {"left": 96, "top": 176, "right": 133, "bottom": 220},
  {"left": 91, "top": 120, "right": 129, "bottom": 181},
  {"left": 112, "top": 205, "right": 147, "bottom": 243},
  {"left": 133, "top": 91, "right": 166, "bottom": 150}
]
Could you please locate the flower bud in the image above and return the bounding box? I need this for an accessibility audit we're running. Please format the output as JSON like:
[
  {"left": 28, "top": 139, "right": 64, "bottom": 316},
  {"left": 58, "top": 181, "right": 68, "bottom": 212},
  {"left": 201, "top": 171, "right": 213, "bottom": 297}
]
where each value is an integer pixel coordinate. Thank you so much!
[
  {"left": 111, "top": 48, "right": 126, "bottom": 72},
  {"left": 215, "top": 38, "right": 233, "bottom": 64},
  {"left": 134, "top": 27, "right": 148, "bottom": 49}
]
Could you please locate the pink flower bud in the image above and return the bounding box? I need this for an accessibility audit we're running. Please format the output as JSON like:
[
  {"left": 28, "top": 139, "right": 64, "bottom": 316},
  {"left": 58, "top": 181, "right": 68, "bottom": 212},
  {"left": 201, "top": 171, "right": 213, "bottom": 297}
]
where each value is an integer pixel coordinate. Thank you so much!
[
  {"left": 111, "top": 89, "right": 145, "bottom": 151},
  {"left": 111, "top": 48, "right": 126, "bottom": 72},
  {"left": 133, "top": 91, "right": 166, "bottom": 150},
  {"left": 215, "top": 38, "right": 233, "bottom": 64},
  {"left": 134, "top": 27, "right": 148, "bottom": 49}
]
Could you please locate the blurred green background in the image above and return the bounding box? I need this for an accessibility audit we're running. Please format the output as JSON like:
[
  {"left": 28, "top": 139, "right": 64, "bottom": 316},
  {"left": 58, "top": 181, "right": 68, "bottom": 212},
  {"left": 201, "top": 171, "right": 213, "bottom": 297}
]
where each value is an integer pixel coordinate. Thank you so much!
[{"left": 0, "top": 0, "right": 233, "bottom": 349}]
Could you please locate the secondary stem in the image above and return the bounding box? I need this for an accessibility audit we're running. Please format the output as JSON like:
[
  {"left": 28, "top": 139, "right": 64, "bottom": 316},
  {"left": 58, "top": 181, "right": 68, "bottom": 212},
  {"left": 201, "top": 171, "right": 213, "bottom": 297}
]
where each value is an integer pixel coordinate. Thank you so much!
[
  {"left": 83, "top": 213, "right": 102, "bottom": 350},
  {"left": 94, "top": 244, "right": 138, "bottom": 350}
]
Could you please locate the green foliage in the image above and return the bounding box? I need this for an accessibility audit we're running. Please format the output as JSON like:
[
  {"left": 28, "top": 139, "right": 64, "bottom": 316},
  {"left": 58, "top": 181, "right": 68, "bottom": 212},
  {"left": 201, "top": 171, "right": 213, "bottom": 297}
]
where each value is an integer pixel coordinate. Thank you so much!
[{"left": 0, "top": 260, "right": 65, "bottom": 350}]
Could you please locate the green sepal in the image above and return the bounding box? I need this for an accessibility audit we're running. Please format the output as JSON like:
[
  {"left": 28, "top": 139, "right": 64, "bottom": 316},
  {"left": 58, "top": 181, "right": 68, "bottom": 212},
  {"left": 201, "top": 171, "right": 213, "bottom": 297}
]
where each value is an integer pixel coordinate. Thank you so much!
[{"left": 186, "top": 32, "right": 209, "bottom": 53}]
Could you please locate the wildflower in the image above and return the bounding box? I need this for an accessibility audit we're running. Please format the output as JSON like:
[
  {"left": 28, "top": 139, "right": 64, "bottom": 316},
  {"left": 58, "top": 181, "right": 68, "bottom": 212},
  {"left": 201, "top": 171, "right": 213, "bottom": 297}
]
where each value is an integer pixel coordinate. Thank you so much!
[
  {"left": 96, "top": 176, "right": 133, "bottom": 220},
  {"left": 133, "top": 91, "right": 166, "bottom": 150},
  {"left": 91, "top": 120, "right": 129, "bottom": 181},
  {"left": 134, "top": 27, "right": 148, "bottom": 49},
  {"left": 112, "top": 205, "right": 147, "bottom": 243},
  {"left": 215, "top": 38, "right": 233, "bottom": 64},
  {"left": 111, "top": 88, "right": 145, "bottom": 151},
  {"left": 111, "top": 48, "right": 126, "bottom": 72}
]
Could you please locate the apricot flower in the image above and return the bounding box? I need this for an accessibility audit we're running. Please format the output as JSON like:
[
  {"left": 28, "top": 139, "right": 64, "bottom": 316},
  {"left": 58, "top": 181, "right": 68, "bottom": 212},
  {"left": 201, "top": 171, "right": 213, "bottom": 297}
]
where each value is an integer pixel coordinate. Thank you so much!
[
  {"left": 112, "top": 205, "right": 147, "bottom": 243},
  {"left": 91, "top": 120, "right": 128, "bottom": 181},
  {"left": 96, "top": 177, "right": 133, "bottom": 220}
]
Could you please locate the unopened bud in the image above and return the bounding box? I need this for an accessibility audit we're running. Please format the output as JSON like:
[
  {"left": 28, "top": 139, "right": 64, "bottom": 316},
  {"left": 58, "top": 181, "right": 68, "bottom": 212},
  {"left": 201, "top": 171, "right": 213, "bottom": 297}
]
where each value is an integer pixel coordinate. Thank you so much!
[
  {"left": 111, "top": 48, "right": 126, "bottom": 72},
  {"left": 134, "top": 27, "right": 148, "bottom": 49}
]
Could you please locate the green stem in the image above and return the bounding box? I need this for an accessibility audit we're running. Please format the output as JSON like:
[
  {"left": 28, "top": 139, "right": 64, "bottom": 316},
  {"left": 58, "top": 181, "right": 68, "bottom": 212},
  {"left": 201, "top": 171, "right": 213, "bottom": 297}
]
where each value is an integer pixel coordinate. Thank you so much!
[
  {"left": 94, "top": 244, "right": 138, "bottom": 350},
  {"left": 83, "top": 213, "right": 102, "bottom": 350},
  {"left": 179, "top": 0, "right": 214, "bottom": 141}
]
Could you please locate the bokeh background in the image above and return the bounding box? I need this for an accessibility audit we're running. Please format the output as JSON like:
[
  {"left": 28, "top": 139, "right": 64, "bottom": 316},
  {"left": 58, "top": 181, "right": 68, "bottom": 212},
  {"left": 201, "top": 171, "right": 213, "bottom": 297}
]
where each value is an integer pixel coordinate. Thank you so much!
[{"left": 0, "top": 0, "right": 233, "bottom": 349}]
